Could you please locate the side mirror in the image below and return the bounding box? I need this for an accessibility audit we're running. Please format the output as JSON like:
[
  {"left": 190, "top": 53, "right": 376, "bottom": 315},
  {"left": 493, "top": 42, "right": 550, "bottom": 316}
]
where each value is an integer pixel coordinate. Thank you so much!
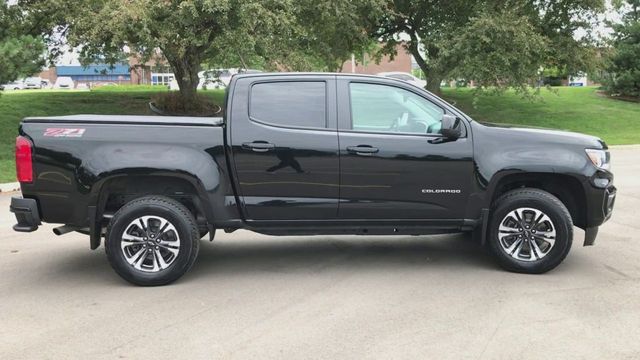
[{"left": 440, "top": 114, "right": 461, "bottom": 139}]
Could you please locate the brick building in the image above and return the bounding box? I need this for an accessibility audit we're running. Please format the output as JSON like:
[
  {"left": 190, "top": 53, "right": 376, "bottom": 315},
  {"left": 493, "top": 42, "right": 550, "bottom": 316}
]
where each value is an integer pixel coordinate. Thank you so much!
[{"left": 341, "top": 44, "right": 413, "bottom": 75}]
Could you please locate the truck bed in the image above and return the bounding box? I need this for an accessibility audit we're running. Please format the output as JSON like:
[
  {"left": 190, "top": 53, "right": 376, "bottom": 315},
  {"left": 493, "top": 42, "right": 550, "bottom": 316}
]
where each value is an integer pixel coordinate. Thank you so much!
[{"left": 23, "top": 114, "right": 224, "bottom": 127}]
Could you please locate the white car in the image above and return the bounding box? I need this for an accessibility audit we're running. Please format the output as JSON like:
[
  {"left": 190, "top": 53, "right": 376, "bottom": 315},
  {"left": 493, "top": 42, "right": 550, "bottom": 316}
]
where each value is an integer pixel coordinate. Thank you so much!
[
  {"left": 54, "top": 77, "right": 75, "bottom": 90},
  {"left": 169, "top": 71, "right": 227, "bottom": 91},
  {"left": 377, "top": 72, "right": 427, "bottom": 89},
  {"left": 24, "top": 77, "right": 43, "bottom": 89},
  {"left": 1, "top": 81, "right": 25, "bottom": 90}
]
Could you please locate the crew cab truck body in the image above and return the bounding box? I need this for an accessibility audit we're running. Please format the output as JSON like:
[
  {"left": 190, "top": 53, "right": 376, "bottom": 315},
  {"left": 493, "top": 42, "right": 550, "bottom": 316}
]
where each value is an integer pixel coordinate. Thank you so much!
[{"left": 10, "top": 73, "right": 616, "bottom": 285}]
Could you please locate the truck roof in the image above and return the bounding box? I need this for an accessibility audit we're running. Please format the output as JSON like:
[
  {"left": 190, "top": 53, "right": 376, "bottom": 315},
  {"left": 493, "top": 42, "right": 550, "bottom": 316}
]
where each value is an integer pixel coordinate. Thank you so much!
[{"left": 233, "top": 72, "right": 390, "bottom": 81}]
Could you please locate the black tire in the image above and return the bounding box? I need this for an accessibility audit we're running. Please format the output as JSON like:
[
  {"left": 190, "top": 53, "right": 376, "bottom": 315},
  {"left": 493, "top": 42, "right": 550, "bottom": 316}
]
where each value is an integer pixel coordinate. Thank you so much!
[
  {"left": 105, "top": 196, "right": 200, "bottom": 286},
  {"left": 488, "top": 188, "right": 573, "bottom": 274}
]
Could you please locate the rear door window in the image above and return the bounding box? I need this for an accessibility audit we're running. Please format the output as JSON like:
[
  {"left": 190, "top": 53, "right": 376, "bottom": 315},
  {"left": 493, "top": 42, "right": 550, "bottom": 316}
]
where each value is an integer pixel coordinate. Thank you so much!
[{"left": 250, "top": 82, "right": 327, "bottom": 129}]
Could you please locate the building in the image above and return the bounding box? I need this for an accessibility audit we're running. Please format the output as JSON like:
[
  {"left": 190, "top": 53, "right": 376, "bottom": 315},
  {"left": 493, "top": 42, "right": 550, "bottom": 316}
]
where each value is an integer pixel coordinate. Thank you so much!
[
  {"left": 341, "top": 44, "right": 413, "bottom": 75},
  {"left": 37, "top": 58, "right": 155, "bottom": 87},
  {"left": 55, "top": 64, "right": 133, "bottom": 86}
]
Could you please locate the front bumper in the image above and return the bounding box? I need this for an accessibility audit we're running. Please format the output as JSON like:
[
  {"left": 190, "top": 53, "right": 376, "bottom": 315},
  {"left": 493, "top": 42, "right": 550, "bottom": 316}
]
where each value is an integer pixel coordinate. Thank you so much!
[{"left": 10, "top": 196, "right": 41, "bottom": 232}]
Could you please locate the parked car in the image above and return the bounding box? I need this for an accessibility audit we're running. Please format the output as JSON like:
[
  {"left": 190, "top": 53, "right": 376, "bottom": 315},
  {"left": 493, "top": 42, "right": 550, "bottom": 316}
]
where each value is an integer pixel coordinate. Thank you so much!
[
  {"left": 1, "top": 81, "right": 25, "bottom": 90},
  {"left": 11, "top": 73, "right": 616, "bottom": 286},
  {"left": 377, "top": 71, "right": 427, "bottom": 88},
  {"left": 24, "top": 77, "right": 43, "bottom": 89},
  {"left": 168, "top": 72, "right": 226, "bottom": 91},
  {"left": 53, "top": 77, "right": 75, "bottom": 89},
  {"left": 569, "top": 74, "right": 588, "bottom": 87}
]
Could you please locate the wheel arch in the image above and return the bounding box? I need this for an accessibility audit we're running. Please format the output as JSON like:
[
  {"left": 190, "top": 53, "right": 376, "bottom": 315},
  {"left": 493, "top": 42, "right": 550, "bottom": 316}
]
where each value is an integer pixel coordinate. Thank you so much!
[
  {"left": 487, "top": 172, "right": 587, "bottom": 229},
  {"left": 89, "top": 173, "right": 216, "bottom": 250}
]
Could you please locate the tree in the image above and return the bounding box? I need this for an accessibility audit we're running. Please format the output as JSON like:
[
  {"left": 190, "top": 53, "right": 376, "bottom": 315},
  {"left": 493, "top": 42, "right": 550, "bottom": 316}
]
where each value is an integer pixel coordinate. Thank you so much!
[
  {"left": 19, "top": 0, "right": 383, "bottom": 106},
  {"left": 17, "top": 0, "right": 304, "bottom": 103},
  {"left": 0, "top": 1, "right": 45, "bottom": 86},
  {"left": 604, "top": 0, "right": 640, "bottom": 97},
  {"left": 375, "top": 0, "right": 605, "bottom": 94},
  {"left": 205, "top": 0, "right": 384, "bottom": 72}
]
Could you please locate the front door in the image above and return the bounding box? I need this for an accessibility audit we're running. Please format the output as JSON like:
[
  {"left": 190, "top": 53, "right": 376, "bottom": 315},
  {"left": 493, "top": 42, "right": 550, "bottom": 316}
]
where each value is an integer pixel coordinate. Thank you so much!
[
  {"left": 337, "top": 79, "right": 475, "bottom": 220},
  {"left": 230, "top": 75, "right": 339, "bottom": 221}
]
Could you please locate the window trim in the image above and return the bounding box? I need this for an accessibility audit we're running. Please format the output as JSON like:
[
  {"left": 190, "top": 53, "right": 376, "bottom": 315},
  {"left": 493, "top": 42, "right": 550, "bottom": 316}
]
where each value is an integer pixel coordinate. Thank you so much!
[
  {"left": 248, "top": 80, "right": 330, "bottom": 132},
  {"left": 345, "top": 81, "right": 465, "bottom": 138}
]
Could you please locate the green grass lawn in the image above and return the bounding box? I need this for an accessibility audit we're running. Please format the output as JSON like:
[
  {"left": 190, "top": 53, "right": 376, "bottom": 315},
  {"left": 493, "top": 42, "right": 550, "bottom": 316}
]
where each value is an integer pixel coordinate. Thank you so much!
[
  {"left": 441, "top": 87, "right": 640, "bottom": 145},
  {"left": 0, "top": 85, "right": 638, "bottom": 183}
]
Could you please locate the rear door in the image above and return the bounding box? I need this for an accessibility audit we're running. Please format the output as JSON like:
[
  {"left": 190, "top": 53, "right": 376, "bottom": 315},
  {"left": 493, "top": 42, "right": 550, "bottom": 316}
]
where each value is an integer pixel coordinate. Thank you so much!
[
  {"left": 229, "top": 75, "right": 339, "bottom": 221},
  {"left": 336, "top": 77, "right": 475, "bottom": 220}
]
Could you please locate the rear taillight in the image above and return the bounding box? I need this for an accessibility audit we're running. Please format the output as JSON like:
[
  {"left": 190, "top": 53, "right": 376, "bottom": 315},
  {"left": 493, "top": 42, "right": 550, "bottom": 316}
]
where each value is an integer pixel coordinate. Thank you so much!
[{"left": 16, "top": 136, "right": 33, "bottom": 183}]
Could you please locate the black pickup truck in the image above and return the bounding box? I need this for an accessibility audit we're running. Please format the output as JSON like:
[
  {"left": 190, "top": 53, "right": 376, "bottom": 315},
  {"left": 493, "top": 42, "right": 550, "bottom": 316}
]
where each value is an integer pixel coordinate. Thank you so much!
[{"left": 10, "top": 73, "right": 616, "bottom": 285}]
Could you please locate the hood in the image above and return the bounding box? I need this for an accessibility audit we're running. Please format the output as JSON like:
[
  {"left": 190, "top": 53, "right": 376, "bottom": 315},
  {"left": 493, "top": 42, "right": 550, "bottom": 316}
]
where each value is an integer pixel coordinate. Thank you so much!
[{"left": 477, "top": 122, "right": 607, "bottom": 150}]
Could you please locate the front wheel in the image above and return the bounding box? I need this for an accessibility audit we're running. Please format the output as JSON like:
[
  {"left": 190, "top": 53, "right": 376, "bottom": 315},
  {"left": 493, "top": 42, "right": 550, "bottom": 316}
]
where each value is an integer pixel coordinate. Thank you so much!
[
  {"left": 105, "top": 196, "right": 200, "bottom": 286},
  {"left": 488, "top": 188, "right": 573, "bottom": 274}
]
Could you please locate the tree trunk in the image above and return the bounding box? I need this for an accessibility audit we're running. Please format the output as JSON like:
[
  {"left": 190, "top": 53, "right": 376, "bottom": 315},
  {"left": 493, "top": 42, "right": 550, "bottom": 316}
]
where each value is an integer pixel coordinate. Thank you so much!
[
  {"left": 405, "top": 39, "right": 443, "bottom": 95},
  {"left": 426, "top": 72, "right": 444, "bottom": 95},
  {"left": 167, "top": 54, "right": 201, "bottom": 106}
]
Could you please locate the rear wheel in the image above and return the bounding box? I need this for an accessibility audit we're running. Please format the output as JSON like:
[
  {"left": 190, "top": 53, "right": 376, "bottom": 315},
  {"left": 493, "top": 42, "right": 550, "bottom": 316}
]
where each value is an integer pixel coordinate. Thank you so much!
[
  {"left": 105, "top": 196, "right": 200, "bottom": 286},
  {"left": 488, "top": 188, "right": 573, "bottom": 274}
]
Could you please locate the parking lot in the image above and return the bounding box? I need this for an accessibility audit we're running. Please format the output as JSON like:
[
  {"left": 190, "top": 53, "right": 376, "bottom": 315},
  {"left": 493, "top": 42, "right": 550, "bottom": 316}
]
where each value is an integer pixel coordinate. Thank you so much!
[{"left": 1, "top": 147, "right": 639, "bottom": 359}]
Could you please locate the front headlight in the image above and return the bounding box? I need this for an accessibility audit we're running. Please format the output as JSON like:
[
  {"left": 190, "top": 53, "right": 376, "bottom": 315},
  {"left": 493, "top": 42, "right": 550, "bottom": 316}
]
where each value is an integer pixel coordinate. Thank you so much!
[{"left": 585, "top": 149, "right": 610, "bottom": 170}]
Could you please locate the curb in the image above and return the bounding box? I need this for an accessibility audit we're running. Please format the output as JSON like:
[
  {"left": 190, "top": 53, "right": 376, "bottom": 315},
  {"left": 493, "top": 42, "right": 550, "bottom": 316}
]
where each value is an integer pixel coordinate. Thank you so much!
[
  {"left": 0, "top": 182, "right": 20, "bottom": 193},
  {"left": 609, "top": 145, "right": 640, "bottom": 150}
]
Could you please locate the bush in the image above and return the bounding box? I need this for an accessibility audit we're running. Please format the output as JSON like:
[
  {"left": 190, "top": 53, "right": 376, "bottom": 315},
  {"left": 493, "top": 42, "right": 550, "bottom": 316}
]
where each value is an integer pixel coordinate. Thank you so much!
[
  {"left": 150, "top": 92, "right": 222, "bottom": 117},
  {"left": 543, "top": 77, "right": 564, "bottom": 86}
]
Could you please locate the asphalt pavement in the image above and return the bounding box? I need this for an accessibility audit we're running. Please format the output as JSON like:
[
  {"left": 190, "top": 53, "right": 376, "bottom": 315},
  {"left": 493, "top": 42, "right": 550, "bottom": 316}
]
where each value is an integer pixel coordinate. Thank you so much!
[{"left": 1, "top": 147, "right": 639, "bottom": 359}]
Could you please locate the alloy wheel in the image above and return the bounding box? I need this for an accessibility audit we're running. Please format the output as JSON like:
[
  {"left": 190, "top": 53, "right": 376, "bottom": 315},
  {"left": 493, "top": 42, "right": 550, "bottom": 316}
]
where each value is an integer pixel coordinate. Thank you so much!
[
  {"left": 498, "top": 207, "right": 556, "bottom": 262},
  {"left": 120, "top": 215, "right": 181, "bottom": 272}
]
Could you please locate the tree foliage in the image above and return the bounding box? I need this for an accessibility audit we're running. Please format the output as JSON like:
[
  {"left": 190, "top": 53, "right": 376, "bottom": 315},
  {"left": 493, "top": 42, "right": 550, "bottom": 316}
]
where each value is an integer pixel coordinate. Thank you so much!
[
  {"left": 18, "top": 0, "right": 381, "bottom": 106},
  {"left": 604, "top": 0, "right": 640, "bottom": 97},
  {"left": 0, "top": 1, "right": 45, "bottom": 85},
  {"left": 375, "top": 0, "right": 605, "bottom": 94}
]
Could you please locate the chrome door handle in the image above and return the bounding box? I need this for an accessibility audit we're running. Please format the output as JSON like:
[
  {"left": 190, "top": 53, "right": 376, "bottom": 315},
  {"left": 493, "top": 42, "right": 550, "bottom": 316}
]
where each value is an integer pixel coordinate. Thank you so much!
[
  {"left": 242, "top": 142, "right": 275, "bottom": 153},
  {"left": 347, "top": 145, "right": 379, "bottom": 156}
]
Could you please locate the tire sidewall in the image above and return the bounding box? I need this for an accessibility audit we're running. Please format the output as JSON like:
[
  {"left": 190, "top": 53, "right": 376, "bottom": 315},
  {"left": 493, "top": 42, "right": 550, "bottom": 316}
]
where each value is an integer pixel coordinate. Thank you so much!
[
  {"left": 106, "top": 202, "right": 197, "bottom": 285},
  {"left": 489, "top": 195, "right": 572, "bottom": 273}
]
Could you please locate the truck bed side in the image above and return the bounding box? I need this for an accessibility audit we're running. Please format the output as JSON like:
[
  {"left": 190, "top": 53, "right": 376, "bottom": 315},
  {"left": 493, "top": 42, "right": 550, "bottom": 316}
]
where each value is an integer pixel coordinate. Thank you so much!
[{"left": 19, "top": 115, "right": 239, "bottom": 232}]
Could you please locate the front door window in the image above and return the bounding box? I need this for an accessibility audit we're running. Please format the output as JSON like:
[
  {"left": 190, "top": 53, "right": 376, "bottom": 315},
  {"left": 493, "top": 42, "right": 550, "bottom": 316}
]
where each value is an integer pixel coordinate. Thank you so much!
[{"left": 350, "top": 83, "right": 444, "bottom": 135}]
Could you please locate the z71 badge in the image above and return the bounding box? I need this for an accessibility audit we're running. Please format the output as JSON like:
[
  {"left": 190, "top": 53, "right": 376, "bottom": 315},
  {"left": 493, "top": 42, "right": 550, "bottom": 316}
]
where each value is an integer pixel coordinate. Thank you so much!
[{"left": 43, "top": 128, "right": 86, "bottom": 137}]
